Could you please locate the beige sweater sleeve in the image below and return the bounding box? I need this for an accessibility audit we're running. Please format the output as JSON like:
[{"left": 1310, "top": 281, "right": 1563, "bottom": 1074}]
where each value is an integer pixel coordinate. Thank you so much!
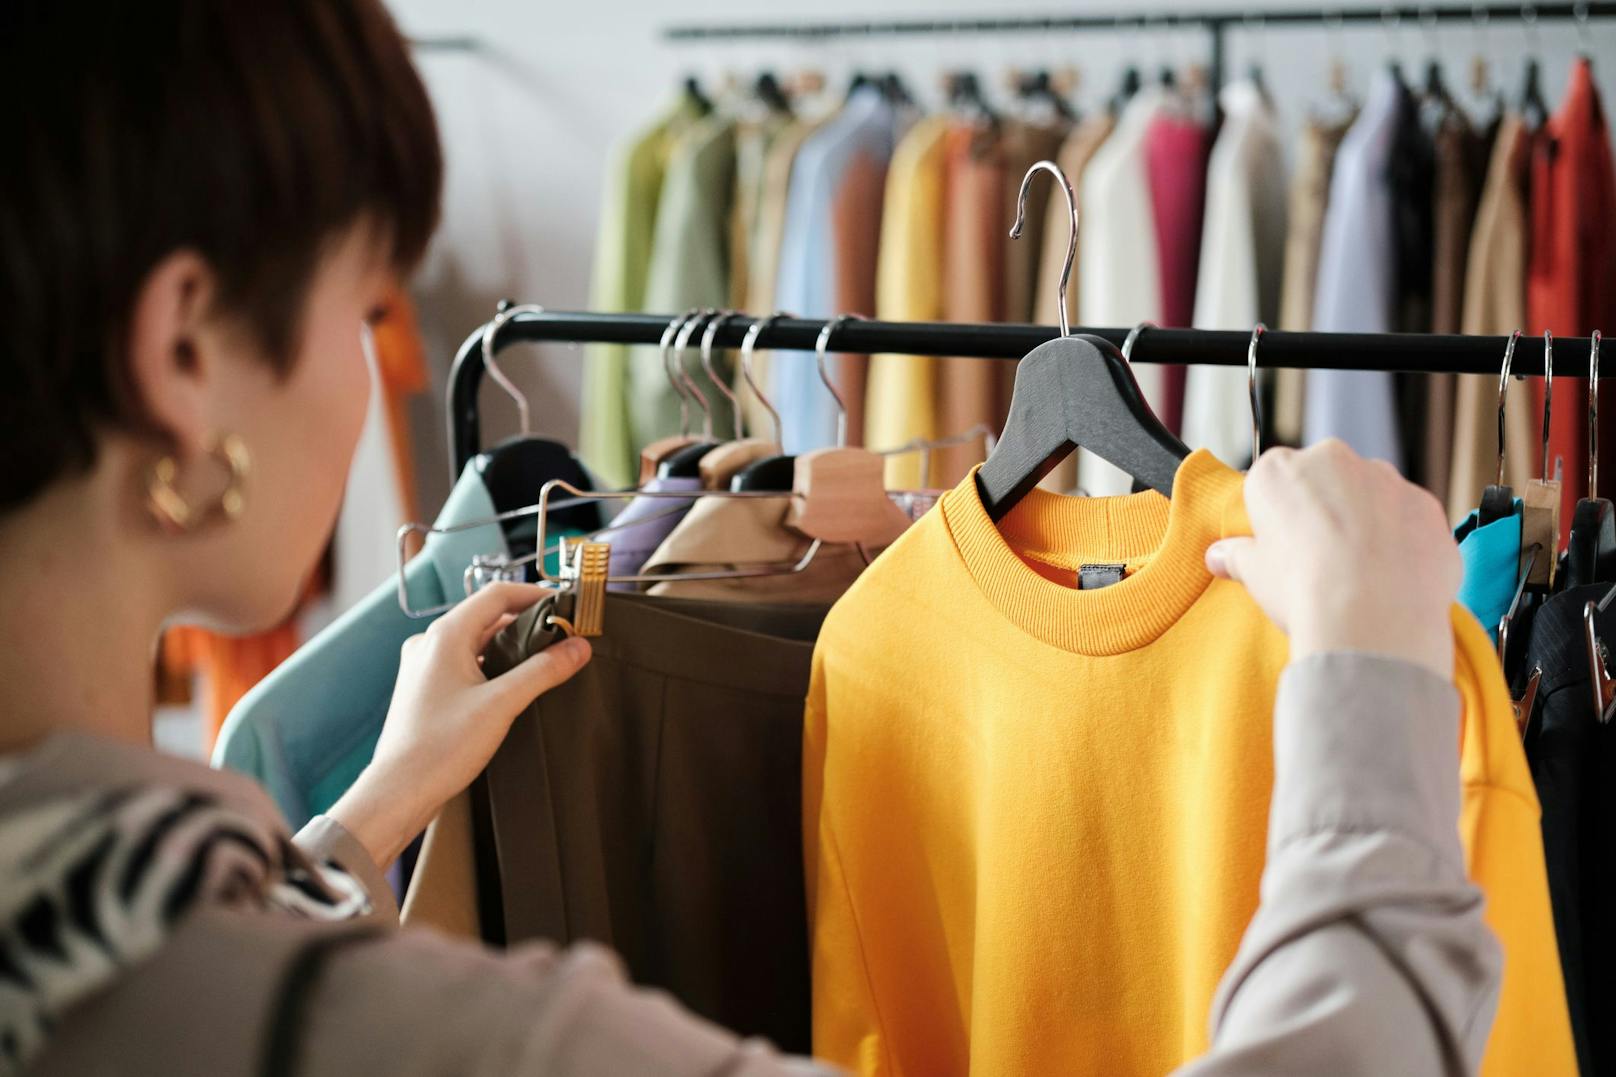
[
  {"left": 1174, "top": 654, "right": 1502, "bottom": 1077},
  {"left": 57, "top": 655, "right": 1487, "bottom": 1077}
]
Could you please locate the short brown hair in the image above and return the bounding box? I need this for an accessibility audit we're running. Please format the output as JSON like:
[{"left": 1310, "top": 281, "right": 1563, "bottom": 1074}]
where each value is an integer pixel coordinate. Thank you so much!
[{"left": 0, "top": 0, "right": 443, "bottom": 511}]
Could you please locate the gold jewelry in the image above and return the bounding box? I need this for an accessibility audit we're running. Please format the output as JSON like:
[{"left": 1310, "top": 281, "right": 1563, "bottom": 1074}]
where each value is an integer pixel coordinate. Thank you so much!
[{"left": 145, "top": 433, "right": 251, "bottom": 533}]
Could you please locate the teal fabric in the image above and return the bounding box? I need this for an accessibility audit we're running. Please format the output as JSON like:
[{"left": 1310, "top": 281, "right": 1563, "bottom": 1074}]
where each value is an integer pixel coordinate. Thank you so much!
[
  {"left": 214, "top": 467, "right": 508, "bottom": 829},
  {"left": 1454, "top": 500, "right": 1523, "bottom": 646}
]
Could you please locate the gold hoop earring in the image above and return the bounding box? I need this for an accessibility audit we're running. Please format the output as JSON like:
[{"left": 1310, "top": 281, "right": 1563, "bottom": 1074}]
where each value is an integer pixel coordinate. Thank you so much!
[{"left": 145, "top": 433, "right": 251, "bottom": 534}]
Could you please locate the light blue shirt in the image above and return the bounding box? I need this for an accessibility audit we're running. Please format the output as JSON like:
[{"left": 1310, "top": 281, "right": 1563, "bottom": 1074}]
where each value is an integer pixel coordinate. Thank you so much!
[
  {"left": 1304, "top": 70, "right": 1405, "bottom": 470},
  {"left": 1454, "top": 501, "right": 1523, "bottom": 646},
  {"left": 772, "top": 88, "right": 897, "bottom": 453},
  {"left": 214, "top": 466, "right": 508, "bottom": 829}
]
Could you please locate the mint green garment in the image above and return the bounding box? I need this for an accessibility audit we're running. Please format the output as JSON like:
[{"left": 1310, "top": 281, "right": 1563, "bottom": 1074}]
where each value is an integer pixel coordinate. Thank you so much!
[
  {"left": 579, "top": 96, "right": 704, "bottom": 488},
  {"left": 213, "top": 468, "right": 586, "bottom": 830},
  {"left": 1454, "top": 499, "right": 1523, "bottom": 646},
  {"left": 629, "top": 113, "right": 739, "bottom": 453}
]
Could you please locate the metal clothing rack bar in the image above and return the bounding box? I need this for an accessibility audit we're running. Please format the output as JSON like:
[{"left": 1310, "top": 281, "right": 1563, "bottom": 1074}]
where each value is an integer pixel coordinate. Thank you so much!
[
  {"left": 662, "top": 3, "right": 1616, "bottom": 94},
  {"left": 446, "top": 309, "right": 1598, "bottom": 478}
]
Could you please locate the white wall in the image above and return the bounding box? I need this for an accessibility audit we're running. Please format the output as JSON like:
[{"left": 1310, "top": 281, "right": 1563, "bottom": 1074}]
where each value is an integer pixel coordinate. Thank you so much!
[{"left": 385, "top": 0, "right": 1616, "bottom": 514}]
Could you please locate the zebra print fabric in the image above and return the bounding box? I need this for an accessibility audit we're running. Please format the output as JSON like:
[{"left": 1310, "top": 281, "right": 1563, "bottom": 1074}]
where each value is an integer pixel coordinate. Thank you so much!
[{"left": 0, "top": 786, "right": 369, "bottom": 1074}]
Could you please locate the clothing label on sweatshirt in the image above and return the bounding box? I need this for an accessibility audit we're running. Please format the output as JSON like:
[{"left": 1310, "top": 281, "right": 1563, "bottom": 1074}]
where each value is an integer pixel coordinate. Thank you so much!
[{"left": 1078, "top": 563, "right": 1126, "bottom": 590}]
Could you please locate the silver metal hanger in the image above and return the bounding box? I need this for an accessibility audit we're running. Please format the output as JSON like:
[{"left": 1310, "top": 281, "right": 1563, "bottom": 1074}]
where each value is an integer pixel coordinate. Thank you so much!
[
  {"left": 659, "top": 310, "right": 701, "bottom": 437},
  {"left": 1541, "top": 329, "right": 1555, "bottom": 482},
  {"left": 1121, "top": 321, "right": 1155, "bottom": 365},
  {"left": 700, "top": 310, "right": 746, "bottom": 440},
  {"left": 481, "top": 303, "right": 544, "bottom": 435},
  {"left": 816, "top": 313, "right": 867, "bottom": 448},
  {"left": 673, "top": 309, "right": 717, "bottom": 438},
  {"left": 740, "top": 311, "right": 793, "bottom": 446},
  {"left": 1249, "top": 323, "right": 1267, "bottom": 463},
  {"left": 1013, "top": 160, "right": 1078, "bottom": 338},
  {"left": 1496, "top": 329, "right": 1523, "bottom": 487}
]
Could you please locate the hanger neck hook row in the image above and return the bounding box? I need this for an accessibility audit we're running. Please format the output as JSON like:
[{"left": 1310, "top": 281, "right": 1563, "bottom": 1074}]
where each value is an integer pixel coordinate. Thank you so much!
[
  {"left": 815, "top": 314, "right": 866, "bottom": 449},
  {"left": 1542, "top": 329, "right": 1554, "bottom": 484},
  {"left": 1591, "top": 329, "right": 1603, "bottom": 497},
  {"left": 1122, "top": 321, "right": 1155, "bottom": 366},
  {"left": 675, "top": 309, "right": 717, "bottom": 439},
  {"left": 1010, "top": 159, "right": 1078, "bottom": 338},
  {"left": 1249, "top": 323, "right": 1267, "bottom": 464},
  {"left": 741, "top": 312, "right": 792, "bottom": 447},
  {"left": 661, "top": 310, "right": 698, "bottom": 437},
  {"left": 1497, "top": 329, "right": 1521, "bottom": 487},
  {"left": 481, "top": 302, "right": 544, "bottom": 436},
  {"left": 700, "top": 310, "right": 745, "bottom": 440}
]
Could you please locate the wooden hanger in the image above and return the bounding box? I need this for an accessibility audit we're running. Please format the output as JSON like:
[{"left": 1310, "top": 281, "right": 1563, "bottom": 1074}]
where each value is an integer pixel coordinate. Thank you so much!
[
  {"left": 976, "top": 161, "right": 1187, "bottom": 522},
  {"left": 784, "top": 316, "right": 913, "bottom": 547}
]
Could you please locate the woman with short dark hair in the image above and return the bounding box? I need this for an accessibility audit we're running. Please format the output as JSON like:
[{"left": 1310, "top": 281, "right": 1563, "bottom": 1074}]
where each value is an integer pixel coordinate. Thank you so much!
[{"left": 0, "top": 3, "right": 1496, "bottom": 1074}]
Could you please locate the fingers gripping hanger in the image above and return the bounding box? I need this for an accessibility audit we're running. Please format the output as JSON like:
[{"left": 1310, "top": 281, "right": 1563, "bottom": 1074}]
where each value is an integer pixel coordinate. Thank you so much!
[{"left": 977, "top": 160, "right": 1188, "bottom": 520}]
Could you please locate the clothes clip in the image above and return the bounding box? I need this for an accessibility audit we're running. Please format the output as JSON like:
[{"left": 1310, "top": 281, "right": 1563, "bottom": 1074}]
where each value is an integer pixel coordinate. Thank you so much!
[
  {"left": 544, "top": 539, "right": 609, "bottom": 639},
  {"left": 1585, "top": 581, "right": 1616, "bottom": 725}
]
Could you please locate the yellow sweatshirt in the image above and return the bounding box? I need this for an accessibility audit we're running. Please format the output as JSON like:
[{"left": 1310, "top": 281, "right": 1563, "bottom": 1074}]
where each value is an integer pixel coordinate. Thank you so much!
[{"left": 803, "top": 450, "right": 1573, "bottom": 1076}]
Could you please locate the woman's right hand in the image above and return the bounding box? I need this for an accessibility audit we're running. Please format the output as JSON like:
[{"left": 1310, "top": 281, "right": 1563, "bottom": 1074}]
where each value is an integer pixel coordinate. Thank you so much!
[
  {"left": 1205, "top": 439, "right": 1463, "bottom": 681},
  {"left": 329, "top": 582, "right": 592, "bottom": 869}
]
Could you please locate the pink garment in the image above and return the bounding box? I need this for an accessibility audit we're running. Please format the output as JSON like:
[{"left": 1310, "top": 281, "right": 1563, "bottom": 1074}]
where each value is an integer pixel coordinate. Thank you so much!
[{"left": 1145, "top": 111, "right": 1212, "bottom": 434}]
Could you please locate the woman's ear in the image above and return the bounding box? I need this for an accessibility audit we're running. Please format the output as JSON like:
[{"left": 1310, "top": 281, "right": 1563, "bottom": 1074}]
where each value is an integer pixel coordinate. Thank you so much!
[{"left": 124, "top": 251, "right": 228, "bottom": 459}]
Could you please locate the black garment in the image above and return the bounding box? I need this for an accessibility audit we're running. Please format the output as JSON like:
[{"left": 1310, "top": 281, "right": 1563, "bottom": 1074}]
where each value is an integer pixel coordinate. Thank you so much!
[
  {"left": 1523, "top": 584, "right": 1616, "bottom": 1076},
  {"left": 476, "top": 593, "right": 828, "bottom": 1054},
  {"left": 1387, "top": 73, "right": 1437, "bottom": 486}
]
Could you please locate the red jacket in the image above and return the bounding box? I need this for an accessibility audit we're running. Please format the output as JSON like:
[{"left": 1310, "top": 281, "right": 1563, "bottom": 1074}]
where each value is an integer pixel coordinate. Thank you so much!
[{"left": 1530, "top": 58, "right": 1616, "bottom": 525}]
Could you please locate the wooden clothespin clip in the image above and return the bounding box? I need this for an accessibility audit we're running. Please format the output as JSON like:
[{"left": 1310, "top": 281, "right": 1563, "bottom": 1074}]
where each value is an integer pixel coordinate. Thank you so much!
[{"left": 546, "top": 540, "right": 610, "bottom": 639}]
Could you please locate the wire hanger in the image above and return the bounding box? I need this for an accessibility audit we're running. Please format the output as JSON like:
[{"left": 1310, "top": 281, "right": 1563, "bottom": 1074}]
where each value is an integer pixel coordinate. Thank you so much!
[
  {"left": 657, "top": 311, "right": 724, "bottom": 479},
  {"left": 1478, "top": 330, "right": 1523, "bottom": 526},
  {"left": 1249, "top": 323, "right": 1267, "bottom": 465},
  {"left": 785, "top": 315, "right": 914, "bottom": 548},
  {"left": 976, "top": 160, "right": 1189, "bottom": 521},
  {"left": 693, "top": 311, "right": 782, "bottom": 488},
  {"left": 638, "top": 309, "right": 708, "bottom": 482},
  {"left": 1564, "top": 330, "right": 1615, "bottom": 590},
  {"left": 469, "top": 301, "right": 601, "bottom": 531},
  {"left": 730, "top": 312, "right": 799, "bottom": 492}
]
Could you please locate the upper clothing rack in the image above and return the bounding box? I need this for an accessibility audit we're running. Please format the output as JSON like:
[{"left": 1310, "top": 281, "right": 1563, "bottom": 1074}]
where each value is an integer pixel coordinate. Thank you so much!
[
  {"left": 446, "top": 309, "right": 1599, "bottom": 478},
  {"left": 662, "top": 2, "right": 1615, "bottom": 94}
]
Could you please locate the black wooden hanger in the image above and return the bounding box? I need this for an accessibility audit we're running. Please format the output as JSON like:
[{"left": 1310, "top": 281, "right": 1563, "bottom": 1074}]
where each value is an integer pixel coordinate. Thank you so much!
[
  {"left": 976, "top": 162, "right": 1188, "bottom": 522},
  {"left": 473, "top": 303, "right": 600, "bottom": 534},
  {"left": 1564, "top": 331, "right": 1616, "bottom": 589}
]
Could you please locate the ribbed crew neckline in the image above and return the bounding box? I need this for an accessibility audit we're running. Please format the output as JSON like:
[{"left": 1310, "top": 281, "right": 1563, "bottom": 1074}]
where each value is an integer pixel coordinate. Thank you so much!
[{"left": 941, "top": 450, "right": 1246, "bottom": 656}]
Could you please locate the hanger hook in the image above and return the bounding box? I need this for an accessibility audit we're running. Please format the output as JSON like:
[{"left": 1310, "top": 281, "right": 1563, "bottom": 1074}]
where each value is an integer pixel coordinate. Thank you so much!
[
  {"left": 1496, "top": 329, "right": 1522, "bottom": 487},
  {"left": 480, "top": 302, "right": 543, "bottom": 436},
  {"left": 1122, "top": 321, "right": 1155, "bottom": 365},
  {"left": 741, "top": 312, "right": 792, "bottom": 447},
  {"left": 660, "top": 310, "right": 700, "bottom": 437},
  {"left": 1010, "top": 160, "right": 1078, "bottom": 337},
  {"left": 1249, "top": 323, "right": 1267, "bottom": 464},
  {"left": 699, "top": 310, "right": 745, "bottom": 441},
  {"left": 674, "top": 310, "right": 717, "bottom": 439},
  {"left": 815, "top": 314, "right": 867, "bottom": 448},
  {"left": 1542, "top": 330, "right": 1554, "bottom": 483},
  {"left": 1590, "top": 330, "right": 1602, "bottom": 497}
]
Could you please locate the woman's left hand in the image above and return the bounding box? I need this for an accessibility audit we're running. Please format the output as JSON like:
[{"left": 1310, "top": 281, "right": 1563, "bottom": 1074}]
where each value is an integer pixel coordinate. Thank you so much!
[{"left": 327, "top": 582, "right": 592, "bottom": 870}]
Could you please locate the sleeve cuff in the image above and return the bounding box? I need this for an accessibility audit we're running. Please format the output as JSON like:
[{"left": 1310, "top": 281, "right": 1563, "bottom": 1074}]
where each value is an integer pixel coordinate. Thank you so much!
[
  {"left": 1270, "top": 652, "right": 1465, "bottom": 874},
  {"left": 296, "top": 814, "right": 400, "bottom": 923}
]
